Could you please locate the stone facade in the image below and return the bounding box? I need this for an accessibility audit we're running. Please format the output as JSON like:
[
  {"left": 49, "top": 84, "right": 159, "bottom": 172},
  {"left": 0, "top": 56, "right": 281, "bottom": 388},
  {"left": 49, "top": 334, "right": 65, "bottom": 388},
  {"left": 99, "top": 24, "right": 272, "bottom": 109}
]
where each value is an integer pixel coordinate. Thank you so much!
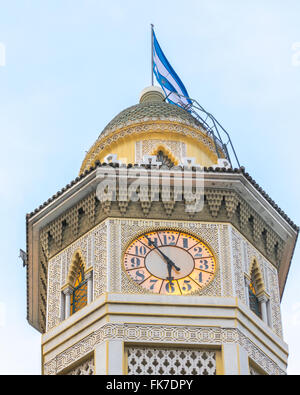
[
  {"left": 26, "top": 89, "right": 297, "bottom": 375},
  {"left": 46, "top": 218, "right": 282, "bottom": 336},
  {"left": 38, "top": 181, "right": 286, "bottom": 333},
  {"left": 41, "top": 216, "right": 287, "bottom": 375}
]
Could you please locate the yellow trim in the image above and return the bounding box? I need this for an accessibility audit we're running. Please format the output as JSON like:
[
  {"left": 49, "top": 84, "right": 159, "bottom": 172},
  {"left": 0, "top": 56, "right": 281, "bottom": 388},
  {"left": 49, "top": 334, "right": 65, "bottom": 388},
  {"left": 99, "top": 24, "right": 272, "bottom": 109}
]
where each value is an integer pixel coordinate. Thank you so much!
[
  {"left": 122, "top": 342, "right": 128, "bottom": 375},
  {"left": 80, "top": 120, "right": 222, "bottom": 174},
  {"left": 42, "top": 313, "right": 288, "bottom": 367},
  {"left": 42, "top": 294, "right": 232, "bottom": 341},
  {"left": 42, "top": 312, "right": 232, "bottom": 356},
  {"left": 42, "top": 297, "right": 288, "bottom": 358},
  {"left": 237, "top": 344, "right": 241, "bottom": 375},
  {"left": 106, "top": 341, "right": 109, "bottom": 375},
  {"left": 216, "top": 349, "right": 223, "bottom": 375},
  {"left": 44, "top": 297, "right": 231, "bottom": 341},
  {"left": 41, "top": 344, "right": 44, "bottom": 375}
]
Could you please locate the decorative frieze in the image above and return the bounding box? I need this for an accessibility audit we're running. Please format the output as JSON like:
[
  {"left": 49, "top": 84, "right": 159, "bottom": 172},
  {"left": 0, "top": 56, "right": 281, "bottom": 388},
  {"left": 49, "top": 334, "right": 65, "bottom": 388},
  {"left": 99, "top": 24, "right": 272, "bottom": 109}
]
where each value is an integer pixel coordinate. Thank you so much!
[
  {"left": 81, "top": 122, "right": 215, "bottom": 173},
  {"left": 43, "top": 323, "right": 285, "bottom": 376}
]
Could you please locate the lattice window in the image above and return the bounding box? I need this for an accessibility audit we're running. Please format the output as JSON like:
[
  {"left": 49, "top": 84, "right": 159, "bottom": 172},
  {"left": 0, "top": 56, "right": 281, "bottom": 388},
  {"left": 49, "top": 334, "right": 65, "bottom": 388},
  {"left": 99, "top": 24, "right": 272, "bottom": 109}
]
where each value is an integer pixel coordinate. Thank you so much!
[
  {"left": 249, "top": 273, "right": 262, "bottom": 319},
  {"left": 247, "top": 259, "right": 265, "bottom": 319},
  {"left": 66, "top": 357, "right": 94, "bottom": 375},
  {"left": 70, "top": 262, "right": 87, "bottom": 315},
  {"left": 127, "top": 346, "right": 216, "bottom": 375}
]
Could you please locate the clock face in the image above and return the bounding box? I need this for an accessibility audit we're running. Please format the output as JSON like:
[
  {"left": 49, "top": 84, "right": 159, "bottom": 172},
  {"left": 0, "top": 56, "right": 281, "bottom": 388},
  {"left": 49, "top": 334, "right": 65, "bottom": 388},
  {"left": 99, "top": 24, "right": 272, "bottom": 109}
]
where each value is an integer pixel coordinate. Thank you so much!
[{"left": 123, "top": 230, "right": 216, "bottom": 295}]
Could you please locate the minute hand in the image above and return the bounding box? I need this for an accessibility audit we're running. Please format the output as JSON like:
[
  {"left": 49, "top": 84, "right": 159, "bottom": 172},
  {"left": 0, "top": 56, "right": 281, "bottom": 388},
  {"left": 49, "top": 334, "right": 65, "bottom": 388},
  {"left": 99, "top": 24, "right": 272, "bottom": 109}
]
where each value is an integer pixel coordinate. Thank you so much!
[{"left": 145, "top": 236, "right": 181, "bottom": 272}]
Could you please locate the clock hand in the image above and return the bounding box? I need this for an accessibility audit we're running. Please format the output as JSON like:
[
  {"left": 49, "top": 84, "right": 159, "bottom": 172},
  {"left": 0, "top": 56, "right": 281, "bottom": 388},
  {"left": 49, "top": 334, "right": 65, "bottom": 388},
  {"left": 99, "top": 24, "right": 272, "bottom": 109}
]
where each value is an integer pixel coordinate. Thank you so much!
[
  {"left": 145, "top": 235, "right": 181, "bottom": 272},
  {"left": 166, "top": 259, "right": 174, "bottom": 284}
]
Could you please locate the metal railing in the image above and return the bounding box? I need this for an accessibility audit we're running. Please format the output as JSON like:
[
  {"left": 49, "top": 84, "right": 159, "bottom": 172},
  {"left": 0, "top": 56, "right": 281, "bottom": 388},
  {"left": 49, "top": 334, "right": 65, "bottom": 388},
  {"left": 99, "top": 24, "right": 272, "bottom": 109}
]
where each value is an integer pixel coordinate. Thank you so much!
[{"left": 165, "top": 92, "right": 241, "bottom": 169}]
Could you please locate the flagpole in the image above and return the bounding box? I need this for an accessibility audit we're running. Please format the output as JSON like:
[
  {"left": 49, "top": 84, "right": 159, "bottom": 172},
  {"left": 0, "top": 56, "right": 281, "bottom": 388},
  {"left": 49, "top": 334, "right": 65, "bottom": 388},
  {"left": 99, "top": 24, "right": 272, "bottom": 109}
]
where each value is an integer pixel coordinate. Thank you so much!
[{"left": 151, "top": 23, "right": 154, "bottom": 86}]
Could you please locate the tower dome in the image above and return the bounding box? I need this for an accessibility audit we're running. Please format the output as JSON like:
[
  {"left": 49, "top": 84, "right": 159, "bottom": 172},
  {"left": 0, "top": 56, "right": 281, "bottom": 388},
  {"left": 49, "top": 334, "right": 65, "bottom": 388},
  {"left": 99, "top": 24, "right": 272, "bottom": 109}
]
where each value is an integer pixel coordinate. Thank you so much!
[{"left": 80, "top": 87, "right": 225, "bottom": 174}]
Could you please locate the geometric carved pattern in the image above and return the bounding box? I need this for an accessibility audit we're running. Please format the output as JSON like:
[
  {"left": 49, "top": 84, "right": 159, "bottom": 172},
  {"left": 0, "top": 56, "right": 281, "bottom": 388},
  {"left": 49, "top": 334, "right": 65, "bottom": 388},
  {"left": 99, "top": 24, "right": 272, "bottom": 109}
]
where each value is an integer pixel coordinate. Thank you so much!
[
  {"left": 84, "top": 122, "right": 209, "bottom": 172},
  {"left": 65, "top": 357, "right": 94, "bottom": 375},
  {"left": 231, "top": 228, "right": 247, "bottom": 304},
  {"left": 47, "top": 255, "right": 62, "bottom": 330},
  {"left": 46, "top": 223, "right": 107, "bottom": 331},
  {"left": 219, "top": 226, "right": 233, "bottom": 297},
  {"left": 45, "top": 218, "right": 282, "bottom": 335},
  {"left": 43, "top": 324, "right": 286, "bottom": 375},
  {"left": 268, "top": 269, "right": 283, "bottom": 338},
  {"left": 38, "top": 178, "right": 286, "bottom": 333},
  {"left": 93, "top": 222, "right": 107, "bottom": 299},
  {"left": 127, "top": 347, "right": 216, "bottom": 375}
]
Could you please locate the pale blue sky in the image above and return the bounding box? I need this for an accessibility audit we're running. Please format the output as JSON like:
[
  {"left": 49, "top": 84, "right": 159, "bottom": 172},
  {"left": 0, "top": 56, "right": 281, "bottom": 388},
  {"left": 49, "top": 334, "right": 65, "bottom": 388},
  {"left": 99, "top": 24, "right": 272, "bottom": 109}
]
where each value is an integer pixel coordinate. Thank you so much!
[{"left": 0, "top": 0, "right": 300, "bottom": 374}]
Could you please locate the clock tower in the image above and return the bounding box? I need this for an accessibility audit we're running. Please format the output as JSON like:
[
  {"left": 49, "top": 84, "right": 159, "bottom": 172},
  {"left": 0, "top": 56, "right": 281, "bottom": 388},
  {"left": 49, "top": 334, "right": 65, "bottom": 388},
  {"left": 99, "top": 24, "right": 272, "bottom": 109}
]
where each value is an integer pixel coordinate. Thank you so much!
[{"left": 25, "top": 86, "right": 298, "bottom": 375}]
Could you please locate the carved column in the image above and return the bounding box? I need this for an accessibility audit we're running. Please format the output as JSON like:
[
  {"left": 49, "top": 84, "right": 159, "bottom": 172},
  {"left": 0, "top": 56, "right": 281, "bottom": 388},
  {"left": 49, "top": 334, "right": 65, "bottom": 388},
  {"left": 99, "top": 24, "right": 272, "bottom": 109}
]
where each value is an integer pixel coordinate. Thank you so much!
[
  {"left": 86, "top": 270, "right": 93, "bottom": 304},
  {"left": 258, "top": 293, "right": 269, "bottom": 325},
  {"left": 244, "top": 276, "right": 250, "bottom": 307},
  {"left": 63, "top": 286, "right": 73, "bottom": 319}
]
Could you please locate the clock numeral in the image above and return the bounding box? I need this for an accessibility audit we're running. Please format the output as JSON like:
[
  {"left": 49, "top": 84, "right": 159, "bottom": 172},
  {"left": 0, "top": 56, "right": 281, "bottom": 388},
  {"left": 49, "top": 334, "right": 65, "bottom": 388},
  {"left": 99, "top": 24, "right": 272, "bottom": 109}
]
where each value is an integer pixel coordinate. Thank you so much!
[
  {"left": 182, "top": 279, "right": 192, "bottom": 291},
  {"left": 198, "top": 259, "right": 209, "bottom": 270},
  {"left": 195, "top": 257, "right": 215, "bottom": 273},
  {"left": 161, "top": 233, "right": 176, "bottom": 246},
  {"left": 182, "top": 237, "right": 189, "bottom": 249},
  {"left": 189, "top": 270, "right": 213, "bottom": 287},
  {"left": 130, "top": 256, "right": 141, "bottom": 268},
  {"left": 193, "top": 246, "right": 203, "bottom": 257},
  {"left": 135, "top": 245, "right": 147, "bottom": 256},
  {"left": 146, "top": 237, "right": 159, "bottom": 247},
  {"left": 198, "top": 272, "right": 203, "bottom": 283},
  {"left": 134, "top": 270, "right": 145, "bottom": 283},
  {"left": 165, "top": 281, "right": 175, "bottom": 293},
  {"left": 149, "top": 279, "right": 158, "bottom": 290},
  {"left": 178, "top": 235, "right": 199, "bottom": 250}
]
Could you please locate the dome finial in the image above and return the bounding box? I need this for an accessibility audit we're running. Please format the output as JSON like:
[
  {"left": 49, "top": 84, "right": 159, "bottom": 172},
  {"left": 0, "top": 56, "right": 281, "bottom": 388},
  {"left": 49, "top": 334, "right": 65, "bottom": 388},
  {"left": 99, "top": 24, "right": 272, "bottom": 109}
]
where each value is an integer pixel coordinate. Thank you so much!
[{"left": 139, "top": 86, "right": 165, "bottom": 103}]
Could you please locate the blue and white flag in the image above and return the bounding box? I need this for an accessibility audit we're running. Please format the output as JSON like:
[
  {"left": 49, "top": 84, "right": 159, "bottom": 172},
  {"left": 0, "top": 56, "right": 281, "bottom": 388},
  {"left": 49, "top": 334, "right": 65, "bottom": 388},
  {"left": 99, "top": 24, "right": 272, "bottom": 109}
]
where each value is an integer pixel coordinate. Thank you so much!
[{"left": 152, "top": 28, "right": 192, "bottom": 109}]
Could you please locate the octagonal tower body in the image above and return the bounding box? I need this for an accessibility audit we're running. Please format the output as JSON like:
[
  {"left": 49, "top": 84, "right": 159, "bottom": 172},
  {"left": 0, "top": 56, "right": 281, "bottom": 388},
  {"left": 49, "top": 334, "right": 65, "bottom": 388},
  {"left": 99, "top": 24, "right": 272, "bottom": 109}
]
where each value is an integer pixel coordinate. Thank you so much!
[{"left": 26, "top": 87, "right": 298, "bottom": 375}]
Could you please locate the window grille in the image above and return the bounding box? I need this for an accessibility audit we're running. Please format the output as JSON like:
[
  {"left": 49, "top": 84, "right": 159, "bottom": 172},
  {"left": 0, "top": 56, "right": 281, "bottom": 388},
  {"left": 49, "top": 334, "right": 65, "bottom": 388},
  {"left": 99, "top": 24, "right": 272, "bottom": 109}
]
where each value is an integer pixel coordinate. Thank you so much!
[
  {"left": 70, "top": 264, "right": 87, "bottom": 314},
  {"left": 127, "top": 346, "right": 216, "bottom": 375}
]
